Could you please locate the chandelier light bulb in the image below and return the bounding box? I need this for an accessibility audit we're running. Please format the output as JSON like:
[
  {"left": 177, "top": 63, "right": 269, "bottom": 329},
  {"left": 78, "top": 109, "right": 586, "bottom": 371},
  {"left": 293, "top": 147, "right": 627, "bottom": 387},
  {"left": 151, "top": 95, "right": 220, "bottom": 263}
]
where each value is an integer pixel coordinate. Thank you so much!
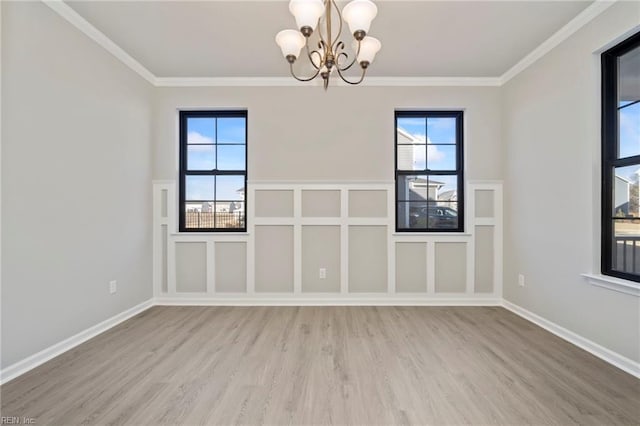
[
  {"left": 289, "top": 0, "right": 325, "bottom": 33},
  {"left": 342, "top": 0, "right": 378, "bottom": 37}
]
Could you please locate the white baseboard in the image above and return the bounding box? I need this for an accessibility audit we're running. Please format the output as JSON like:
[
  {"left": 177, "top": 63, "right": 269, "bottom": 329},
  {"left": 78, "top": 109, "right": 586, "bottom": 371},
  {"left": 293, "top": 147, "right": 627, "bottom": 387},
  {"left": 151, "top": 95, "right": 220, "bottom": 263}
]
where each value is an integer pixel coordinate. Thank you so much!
[
  {"left": 154, "top": 296, "right": 503, "bottom": 307},
  {"left": 0, "top": 299, "right": 154, "bottom": 385},
  {"left": 502, "top": 299, "right": 640, "bottom": 379}
]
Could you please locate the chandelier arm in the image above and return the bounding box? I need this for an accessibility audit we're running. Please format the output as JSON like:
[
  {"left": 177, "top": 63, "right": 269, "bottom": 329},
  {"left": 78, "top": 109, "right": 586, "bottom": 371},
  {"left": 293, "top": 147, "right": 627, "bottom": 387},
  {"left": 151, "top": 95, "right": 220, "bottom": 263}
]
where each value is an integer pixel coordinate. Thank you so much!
[
  {"left": 330, "top": 0, "right": 344, "bottom": 50},
  {"left": 317, "top": 40, "right": 326, "bottom": 58},
  {"left": 305, "top": 41, "right": 321, "bottom": 70},
  {"left": 317, "top": 16, "right": 328, "bottom": 48},
  {"left": 312, "top": 49, "right": 325, "bottom": 69},
  {"left": 335, "top": 50, "right": 351, "bottom": 70},
  {"left": 336, "top": 65, "right": 367, "bottom": 85},
  {"left": 336, "top": 40, "right": 361, "bottom": 72},
  {"left": 289, "top": 62, "right": 321, "bottom": 82}
]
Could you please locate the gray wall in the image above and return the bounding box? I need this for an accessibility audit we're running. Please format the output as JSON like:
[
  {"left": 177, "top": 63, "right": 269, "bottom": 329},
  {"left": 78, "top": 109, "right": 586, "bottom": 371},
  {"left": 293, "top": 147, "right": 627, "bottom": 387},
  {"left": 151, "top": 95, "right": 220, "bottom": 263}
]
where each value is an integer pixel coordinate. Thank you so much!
[
  {"left": 1, "top": 2, "right": 153, "bottom": 368},
  {"left": 502, "top": 1, "right": 640, "bottom": 362},
  {"left": 153, "top": 75, "right": 504, "bottom": 302},
  {"left": 153, "top": 86, "right": 503, "bottom": 181}
]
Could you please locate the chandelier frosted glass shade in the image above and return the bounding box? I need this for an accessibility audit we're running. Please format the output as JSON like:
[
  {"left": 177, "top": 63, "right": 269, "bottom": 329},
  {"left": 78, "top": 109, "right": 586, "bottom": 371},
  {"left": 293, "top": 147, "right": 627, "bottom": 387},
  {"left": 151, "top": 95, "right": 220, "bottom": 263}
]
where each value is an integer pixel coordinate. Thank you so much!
[
  {"left": 275, "top": 0, "right": 381, "bottom": 89},
  {"left": 355, "top": 36, "right": 381, "bottom": 65},
  {"left": 342, "top": 0, "right": 378, "bottom": 35},
  {"left": 276, "top": 29, "right": 306, "bottom": 60},
  {"left": 289, "top": 0, "right": 325, "bottom": 31}
]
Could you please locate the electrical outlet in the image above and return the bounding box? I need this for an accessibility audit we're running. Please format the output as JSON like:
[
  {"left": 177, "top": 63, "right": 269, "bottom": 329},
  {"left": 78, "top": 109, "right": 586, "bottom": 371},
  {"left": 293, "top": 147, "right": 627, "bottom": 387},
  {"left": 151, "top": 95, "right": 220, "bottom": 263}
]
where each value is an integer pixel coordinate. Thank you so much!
[
  {"left": 109, "top": 280, "right": 117, "bottom": 294},
  {"left": 518, "top": 274, "right": 525, "bottom": 287},
  {"left": 319, "top": 268, "right": 327, "bottom": 279}
]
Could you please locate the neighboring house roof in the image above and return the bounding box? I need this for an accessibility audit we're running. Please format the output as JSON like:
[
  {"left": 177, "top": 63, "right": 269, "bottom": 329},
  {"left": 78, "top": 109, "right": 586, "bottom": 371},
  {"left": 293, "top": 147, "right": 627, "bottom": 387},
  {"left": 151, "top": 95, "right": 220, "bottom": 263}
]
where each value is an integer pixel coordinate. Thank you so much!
[
  {"left": 439, "top": 190, "right": 457, "bottom": 201},
  {"left": 397, "top": 127, "right": 419, "bottom": 144},
  {"left": 409, "top": 177, "right": 445, "bottom": 187}
]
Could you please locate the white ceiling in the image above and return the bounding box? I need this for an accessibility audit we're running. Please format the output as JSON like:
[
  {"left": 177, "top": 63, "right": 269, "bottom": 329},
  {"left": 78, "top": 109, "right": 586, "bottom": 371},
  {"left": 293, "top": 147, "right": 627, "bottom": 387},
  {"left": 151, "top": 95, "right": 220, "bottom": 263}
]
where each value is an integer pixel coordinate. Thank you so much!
[{"left": 65, "top": 0, "right": 593, "bottom": 79}]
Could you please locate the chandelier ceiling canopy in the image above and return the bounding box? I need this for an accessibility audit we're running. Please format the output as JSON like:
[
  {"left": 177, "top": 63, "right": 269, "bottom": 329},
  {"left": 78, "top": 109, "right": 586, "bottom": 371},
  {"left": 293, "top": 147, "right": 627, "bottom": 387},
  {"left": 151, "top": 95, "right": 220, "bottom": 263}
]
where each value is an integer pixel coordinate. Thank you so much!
[{"left": 275, "top": 0, "right": 381, "bottom": 89}]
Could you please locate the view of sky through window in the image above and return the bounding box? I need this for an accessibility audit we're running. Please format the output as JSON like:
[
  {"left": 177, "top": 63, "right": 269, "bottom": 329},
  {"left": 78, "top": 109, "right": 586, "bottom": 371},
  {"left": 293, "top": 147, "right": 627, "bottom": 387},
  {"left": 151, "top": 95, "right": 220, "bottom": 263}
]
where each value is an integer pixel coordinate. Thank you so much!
[
  {"left": 185, "top": 117, "right": 246, "bottom": 203},
  {"left": 397, "top": 116, "right": 457, "bottom": 193},
  {"left": 619, "top": 102, "right": 640, "bottom": 159}
]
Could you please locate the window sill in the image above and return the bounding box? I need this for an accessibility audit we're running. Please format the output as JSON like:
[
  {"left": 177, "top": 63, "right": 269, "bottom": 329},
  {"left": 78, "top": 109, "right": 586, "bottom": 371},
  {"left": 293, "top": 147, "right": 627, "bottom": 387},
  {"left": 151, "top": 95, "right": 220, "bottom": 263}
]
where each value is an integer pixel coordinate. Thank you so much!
[
  {"left": 393, "top": 232, "right": 472, "bottom": 237},
  {"left": 172, "top": 232, "right": 250, "bottom": 236},
  {"left": 581, "top": 273, "right": 640, "bottom": 297}
]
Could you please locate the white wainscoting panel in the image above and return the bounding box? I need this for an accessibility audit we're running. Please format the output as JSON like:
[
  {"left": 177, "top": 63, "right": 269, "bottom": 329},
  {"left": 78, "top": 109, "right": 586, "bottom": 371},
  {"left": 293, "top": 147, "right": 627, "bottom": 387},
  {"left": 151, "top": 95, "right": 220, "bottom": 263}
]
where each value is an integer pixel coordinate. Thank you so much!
[{"left": 153, "top": 180, "right": 503, "bottom": 304}]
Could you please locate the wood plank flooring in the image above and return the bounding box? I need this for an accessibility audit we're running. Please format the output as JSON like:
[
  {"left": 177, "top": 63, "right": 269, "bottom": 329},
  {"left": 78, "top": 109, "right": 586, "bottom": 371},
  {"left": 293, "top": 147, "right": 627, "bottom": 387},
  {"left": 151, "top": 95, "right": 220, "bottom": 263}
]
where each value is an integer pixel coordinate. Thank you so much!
[{"left": 1, "top": 306, "right": 638, "bottom": 425}]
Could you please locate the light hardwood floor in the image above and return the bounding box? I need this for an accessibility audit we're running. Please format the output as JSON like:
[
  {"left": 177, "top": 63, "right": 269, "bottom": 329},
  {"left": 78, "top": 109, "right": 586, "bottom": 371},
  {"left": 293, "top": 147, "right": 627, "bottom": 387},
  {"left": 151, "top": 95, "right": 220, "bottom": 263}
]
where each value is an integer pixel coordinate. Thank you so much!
[{"left": 1, "top": 306, "right": 639, "bottom": 425}]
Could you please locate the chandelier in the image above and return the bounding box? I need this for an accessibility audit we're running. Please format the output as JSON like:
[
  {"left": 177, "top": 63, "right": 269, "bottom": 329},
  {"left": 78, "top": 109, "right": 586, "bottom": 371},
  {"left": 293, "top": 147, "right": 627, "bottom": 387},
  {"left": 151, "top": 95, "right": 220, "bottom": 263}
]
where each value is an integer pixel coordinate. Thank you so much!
[{"left": 275, "top": 0, "right": 381, "bottom": 89}]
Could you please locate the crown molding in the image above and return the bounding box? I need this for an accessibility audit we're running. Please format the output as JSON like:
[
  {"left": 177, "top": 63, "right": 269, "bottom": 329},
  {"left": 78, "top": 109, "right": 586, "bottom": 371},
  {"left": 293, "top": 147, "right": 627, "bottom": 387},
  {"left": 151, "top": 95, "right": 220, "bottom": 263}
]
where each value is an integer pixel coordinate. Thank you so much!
[
  {"left": 155, "top": 76, "right": 502, "bottom": 87},
  {"left": 155, "top": 77, "right": 304, "bottom": 87},
  {"left": 354, "top": 76, "right": 502, "bottom": 87},
  {"left": 500, "top": 0, "right": 616, "bottom": 85},
  {"left": 42, "top": 0, "right": 157, "bottom": 86},
  {"left": 42, "top": 0, "right": 616, "bottom": 88}
]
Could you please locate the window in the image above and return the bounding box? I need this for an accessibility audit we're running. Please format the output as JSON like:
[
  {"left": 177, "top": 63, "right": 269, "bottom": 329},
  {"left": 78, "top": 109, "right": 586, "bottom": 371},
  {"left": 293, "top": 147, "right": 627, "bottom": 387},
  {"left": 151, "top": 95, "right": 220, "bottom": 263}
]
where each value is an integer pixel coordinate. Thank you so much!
[
  {"left": 395, "top": 111, "right": 464, "bottom": 232},
  {"left": 602, "top": 32, "right": 640, "bottom": 281},
  {"left": 179, "top": 111, "right": 247, "bottom": 232}
]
